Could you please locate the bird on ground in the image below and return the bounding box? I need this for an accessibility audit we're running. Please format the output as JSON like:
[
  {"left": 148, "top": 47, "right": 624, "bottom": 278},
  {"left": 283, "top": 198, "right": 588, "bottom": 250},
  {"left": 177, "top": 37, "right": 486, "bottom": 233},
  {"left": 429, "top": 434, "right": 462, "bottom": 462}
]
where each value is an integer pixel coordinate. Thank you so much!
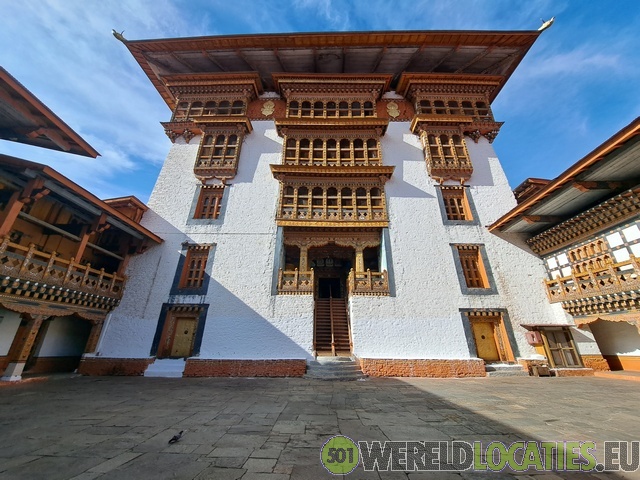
[
  {"left": 168, "top": 430, "right": 184, "bottom": 444},
  {"left": 538, "top": 17, "right": 555, "bottom": 31}
]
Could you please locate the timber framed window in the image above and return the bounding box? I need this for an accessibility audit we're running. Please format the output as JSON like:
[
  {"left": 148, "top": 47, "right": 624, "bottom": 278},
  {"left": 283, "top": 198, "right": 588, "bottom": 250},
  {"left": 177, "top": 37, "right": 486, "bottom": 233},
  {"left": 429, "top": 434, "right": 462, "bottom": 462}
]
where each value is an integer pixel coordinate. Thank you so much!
[
  {"left": 179, "top": 245, "right": 210, "bottom": 289},
  {"left": 287, "top": 100, "right": 376, "bottom": 118},
  {"left": 453, "top": 244, "right": 497, "bottom": 294},
  {"left": 197, "top": 133, "right": 241, "bottom": 167},
  {"left": 194, "top": 185, "right": 224, "bottom": 220},
  {"left": 416, "top": 99, "right": 492, "bottom": 119},
  {"left": 172, "top": 99, "right": 246, "bottom": 121},
  {"left": 278, "top": 183, "right": 387, "bottom": 223},
  {"left": 541, "top": 328, "right": 583, "bottom": 368},
  {"left": 425, "top": 134, "right": 469, "bottom": 165},
  {"left": 283, "top": 137, "right": 381, "bottom": 166},
  {"left": 440, "top": 186, "right": 473, "bottom": 222}
]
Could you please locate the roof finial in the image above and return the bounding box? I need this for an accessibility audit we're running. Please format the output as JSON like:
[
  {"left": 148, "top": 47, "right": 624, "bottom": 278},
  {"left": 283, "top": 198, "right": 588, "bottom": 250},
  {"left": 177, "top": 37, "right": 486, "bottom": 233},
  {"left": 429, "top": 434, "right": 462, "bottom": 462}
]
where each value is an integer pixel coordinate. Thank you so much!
[
  {"left": 112, "top": 29, "right": 127, "bottom": 43},
  {"left": 538, "top": 17, "right": 555, "bottom": 32}
]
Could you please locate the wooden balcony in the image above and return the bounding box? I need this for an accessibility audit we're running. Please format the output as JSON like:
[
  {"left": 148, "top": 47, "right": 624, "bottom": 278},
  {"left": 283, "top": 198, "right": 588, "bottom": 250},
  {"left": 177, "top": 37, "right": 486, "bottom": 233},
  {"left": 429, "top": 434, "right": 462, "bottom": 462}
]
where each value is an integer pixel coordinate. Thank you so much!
[
  {"left": 277, "top": 205, "right": 388, "bottom": 227},
  {"left": 348, "top": 269, "right": 389, "bottom": 296},
  {"left": 0, "top": 236, "right": 125, "bottom": 305},
  {"left": 545, "top": 256, "right": 640, "bottom": 303},
  {"left": 277, "top": 268, "right": 314, "bottom": 295}
]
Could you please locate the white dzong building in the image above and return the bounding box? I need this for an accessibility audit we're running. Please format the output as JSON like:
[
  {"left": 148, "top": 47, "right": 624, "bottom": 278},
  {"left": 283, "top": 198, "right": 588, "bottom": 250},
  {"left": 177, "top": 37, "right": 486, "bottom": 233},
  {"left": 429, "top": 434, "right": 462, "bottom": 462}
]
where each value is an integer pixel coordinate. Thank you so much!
[{"left": 84, "top": 30, "right": 606, "bottom": 378}]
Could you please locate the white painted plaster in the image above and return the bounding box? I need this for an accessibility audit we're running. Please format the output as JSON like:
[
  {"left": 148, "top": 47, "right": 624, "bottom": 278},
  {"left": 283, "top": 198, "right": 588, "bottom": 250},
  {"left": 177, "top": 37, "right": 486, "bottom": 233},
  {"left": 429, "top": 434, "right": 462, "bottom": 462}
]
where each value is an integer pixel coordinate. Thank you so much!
[
  {"left": 37, "top": 316, "right": 90, "bottom": 357},
  {"left": 100, "top": 120, "right": 596, "bottom": 364},
  {"left": 589, "top": 320, "right": 640, "bottom": 356},
  {"left": 0, "top": 308, "right": 21, "bottom": 356}
]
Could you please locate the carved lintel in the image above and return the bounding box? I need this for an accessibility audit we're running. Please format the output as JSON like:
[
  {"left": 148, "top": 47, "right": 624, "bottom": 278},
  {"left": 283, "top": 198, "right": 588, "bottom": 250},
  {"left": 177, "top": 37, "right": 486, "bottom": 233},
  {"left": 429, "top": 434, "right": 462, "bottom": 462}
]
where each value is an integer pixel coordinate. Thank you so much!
[
  {"left": 484, "top": 130, "right": 499, "bottom": 143},
  {"left": 467, "top": 130, "right": 482, "bottom": 143},
  {"left": 182, "top": 129, "right": 196, "bottom": 143}
]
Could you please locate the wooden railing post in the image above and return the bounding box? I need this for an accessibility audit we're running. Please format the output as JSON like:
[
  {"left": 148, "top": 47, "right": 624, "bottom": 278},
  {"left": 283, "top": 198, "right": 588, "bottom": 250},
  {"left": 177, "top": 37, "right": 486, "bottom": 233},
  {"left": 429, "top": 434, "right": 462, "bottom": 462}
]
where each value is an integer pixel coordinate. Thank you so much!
[
  {"left": 19, "top": 243, "right": 36, "bottom": 274},
  {"left": 278, "top": 268, "right": 283, "bottom": 291},
  {"left": 329, "top": 296, "right": 336, "bottom": 356}
]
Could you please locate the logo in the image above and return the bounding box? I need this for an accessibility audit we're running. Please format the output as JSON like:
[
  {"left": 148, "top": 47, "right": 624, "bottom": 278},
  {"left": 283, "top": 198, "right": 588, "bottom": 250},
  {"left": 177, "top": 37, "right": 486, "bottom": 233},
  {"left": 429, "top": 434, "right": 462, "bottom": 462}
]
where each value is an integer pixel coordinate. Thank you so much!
[
  {"left": 320, "top": 438, "right": 640, "bottom": 474},
  {"left": 320, "top": 435, "right": 360, "bottom": 475}
]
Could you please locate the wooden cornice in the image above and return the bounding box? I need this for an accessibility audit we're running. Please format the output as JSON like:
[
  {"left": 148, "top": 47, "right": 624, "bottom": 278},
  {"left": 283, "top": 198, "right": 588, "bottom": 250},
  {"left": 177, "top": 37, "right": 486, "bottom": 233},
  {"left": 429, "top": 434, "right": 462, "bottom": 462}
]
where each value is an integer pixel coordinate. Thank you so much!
[
  {"left": 273, "top": 73, "right": 392, "bottom": 99},
  {"left": 397, "top": 73, "right": 503, "bottom": 100},
  {"left": 270, "top": 164, "right": 394, "bottom": 180},
  {"left": 275, "top": 118, "right": 388, "bottom": 137}
]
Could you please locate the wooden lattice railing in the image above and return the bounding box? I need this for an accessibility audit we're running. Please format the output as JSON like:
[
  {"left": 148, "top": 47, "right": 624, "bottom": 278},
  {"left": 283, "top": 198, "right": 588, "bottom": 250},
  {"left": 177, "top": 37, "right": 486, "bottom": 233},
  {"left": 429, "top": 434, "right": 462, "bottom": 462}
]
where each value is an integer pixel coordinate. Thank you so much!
[
  {"left": 545, "top": 256, "right": 640, "bottom": 303},
  {"left": 277, "top": 268, "right": 314, "bottom": 295},
  {"left": 0, "top": 236, "right": 125, "bottom": 300},
  {"left": 347, "top": 269, "right": 389, "bottom": 296}
]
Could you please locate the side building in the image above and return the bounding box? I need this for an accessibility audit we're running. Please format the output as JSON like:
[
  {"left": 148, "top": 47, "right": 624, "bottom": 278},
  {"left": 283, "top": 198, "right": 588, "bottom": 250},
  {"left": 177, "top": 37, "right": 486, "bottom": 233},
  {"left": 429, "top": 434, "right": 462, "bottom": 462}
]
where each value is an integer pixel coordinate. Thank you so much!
[
  {"left": 491, "top": 118, "right": 640, "bottom": 372},
  {"left": 91, "top": 29, "right": 604, "bottom": 378},
  {"left": 0, "top": 67, "right": 162, "bottom": 381}
]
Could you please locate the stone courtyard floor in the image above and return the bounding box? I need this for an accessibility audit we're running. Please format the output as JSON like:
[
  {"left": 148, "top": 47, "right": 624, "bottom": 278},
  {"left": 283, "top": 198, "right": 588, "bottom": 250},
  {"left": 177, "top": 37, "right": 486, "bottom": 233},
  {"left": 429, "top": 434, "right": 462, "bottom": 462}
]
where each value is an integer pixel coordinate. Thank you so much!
[{"left": 0, "top": 375, "right": 639, "bottom": 479}]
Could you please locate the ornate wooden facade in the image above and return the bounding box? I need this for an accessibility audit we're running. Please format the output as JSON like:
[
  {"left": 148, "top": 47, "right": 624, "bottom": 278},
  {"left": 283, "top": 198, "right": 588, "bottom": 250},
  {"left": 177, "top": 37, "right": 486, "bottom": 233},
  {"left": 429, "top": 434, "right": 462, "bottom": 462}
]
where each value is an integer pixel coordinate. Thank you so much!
[{"left": 491, "top": 118, "right": 640, "bottom": 371}]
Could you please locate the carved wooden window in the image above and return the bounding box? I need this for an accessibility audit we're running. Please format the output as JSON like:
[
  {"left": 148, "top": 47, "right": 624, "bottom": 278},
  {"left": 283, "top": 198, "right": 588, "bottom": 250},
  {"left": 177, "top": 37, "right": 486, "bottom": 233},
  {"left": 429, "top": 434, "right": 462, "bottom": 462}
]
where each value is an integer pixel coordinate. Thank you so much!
[
  {"left": 287, "top": 100, "right": 376, "bottom": 118},
  {"left": 195, "top": 186, "right": 224, "bottom": 220},
  {"left": 180, "top": 246, "right": 210, "bottom": 289},
  {"left": 426, "top": 134, "right": 469, "bottom": 164},
  {"left": 172, "top": 99, "right": 246, "bottom": 121},
  {"left": 457, "top": 245, "right": 489, "bottom": 288},
  {"left": 441, "top": 186, "right": 472, "bottom": 221},
  {"left": 416, "top": 98, "right": 492, "bottom": 119},
  {"left": 282, "top": 137, "right": 381, "bottom": 166},
  {"left": 541, "top": 328, "right": 582, "bottom": 368},
  {"left": 278, "top": 184, "right": 387, "bottom": 222},
  {"left": 197, "top": 133, "right": 240, "bottom": 167}
]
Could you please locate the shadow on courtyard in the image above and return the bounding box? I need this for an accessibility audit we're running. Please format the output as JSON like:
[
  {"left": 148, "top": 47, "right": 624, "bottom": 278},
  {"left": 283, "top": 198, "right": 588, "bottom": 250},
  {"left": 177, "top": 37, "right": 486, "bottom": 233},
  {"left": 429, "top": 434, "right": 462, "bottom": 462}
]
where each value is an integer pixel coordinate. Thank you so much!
[{"left": 0, "top": 374, "right": 638, "bottom": 479}]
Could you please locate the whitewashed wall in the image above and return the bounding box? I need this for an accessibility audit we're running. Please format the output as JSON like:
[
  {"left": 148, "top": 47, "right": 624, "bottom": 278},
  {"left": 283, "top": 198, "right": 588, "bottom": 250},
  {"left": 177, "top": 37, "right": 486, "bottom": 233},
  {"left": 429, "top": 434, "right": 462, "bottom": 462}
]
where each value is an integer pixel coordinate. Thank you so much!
[
  {"left": 0, "top": 308, "right": 21, "bottom": 356},
  {"left": 349, "top": 122, "right": 586, "bottom": 360},
  {"left": 100, "top": 122, "right": 314, "bottom": 359},
  {"left": 589, "top": 320, "right": 640, "bottom": 356},
  {"left": 99, "top": 118, "right": 600, "bottom": 363},
  {"left": 36, "top": 316, "right": 90, "bottom": 357}
]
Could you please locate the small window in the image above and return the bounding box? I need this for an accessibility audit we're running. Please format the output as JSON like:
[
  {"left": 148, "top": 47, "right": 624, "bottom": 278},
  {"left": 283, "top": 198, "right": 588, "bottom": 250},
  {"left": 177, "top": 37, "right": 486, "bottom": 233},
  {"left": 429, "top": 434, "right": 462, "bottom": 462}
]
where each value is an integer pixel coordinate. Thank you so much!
[
  {"left": 542, "top": 328, "right": 583, "bottom": 368},
  {"left": 194, "top": 186, "right": 224, "bottom": 220},
  {"left": 179, "top": 246, "right": 210, "bottom": 289},
  {"left": 441, "top": 186, "right": 472, "bottom": 221},
  {"left": 456, "top": 245, "right": 489, "bottom": 289}
]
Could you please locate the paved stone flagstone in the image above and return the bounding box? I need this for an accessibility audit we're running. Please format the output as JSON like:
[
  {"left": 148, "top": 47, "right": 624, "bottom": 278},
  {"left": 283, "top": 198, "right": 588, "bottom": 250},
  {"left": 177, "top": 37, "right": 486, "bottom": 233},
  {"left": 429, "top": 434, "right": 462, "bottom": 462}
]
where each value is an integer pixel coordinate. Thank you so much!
[{"left": 0, "top": 375, "right": 639, "bottom": 479}]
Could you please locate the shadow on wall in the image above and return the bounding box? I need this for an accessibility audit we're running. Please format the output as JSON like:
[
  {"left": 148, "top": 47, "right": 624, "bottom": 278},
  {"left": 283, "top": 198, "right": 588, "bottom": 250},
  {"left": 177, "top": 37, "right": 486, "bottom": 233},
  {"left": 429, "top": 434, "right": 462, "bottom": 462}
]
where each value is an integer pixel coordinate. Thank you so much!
[{"left": 195, "top": 278, "right": 312, "bottom": 360}]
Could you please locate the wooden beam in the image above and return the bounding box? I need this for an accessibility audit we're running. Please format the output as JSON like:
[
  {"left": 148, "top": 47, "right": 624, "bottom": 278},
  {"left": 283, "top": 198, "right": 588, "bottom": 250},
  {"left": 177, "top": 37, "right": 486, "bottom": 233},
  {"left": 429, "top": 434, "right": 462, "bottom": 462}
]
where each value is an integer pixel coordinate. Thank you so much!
[
  {"left": 201, "top": 50, "right": 227, "bottom": 72},
  {"left": 522, "top": 215, "right": 566, "bottom": 224},
  {"left": 572, "top": 180, "right": 630, "bottom": 192},
  {"left": 29, "top": 127, "right": 72, "bottom": 152},
  {"left": 0, "top": 87, "right": 44, "bottom": 126},
  {"left": 455, "top": 47, "right": 494, "bottom": 74}
]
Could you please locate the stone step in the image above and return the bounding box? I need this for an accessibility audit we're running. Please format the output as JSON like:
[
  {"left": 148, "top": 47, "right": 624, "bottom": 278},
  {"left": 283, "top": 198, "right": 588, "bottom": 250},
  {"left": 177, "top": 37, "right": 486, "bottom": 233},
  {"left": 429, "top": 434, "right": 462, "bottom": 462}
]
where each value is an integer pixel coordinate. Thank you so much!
[
  {"left": 144, "top": 358, "right": 186, "bottom": 378},
  {"left": 485, "top": 363, "right": 529, "bottom": 377},
  {"left": 305, "top": 358, "right": 367, "bottom": 381}
]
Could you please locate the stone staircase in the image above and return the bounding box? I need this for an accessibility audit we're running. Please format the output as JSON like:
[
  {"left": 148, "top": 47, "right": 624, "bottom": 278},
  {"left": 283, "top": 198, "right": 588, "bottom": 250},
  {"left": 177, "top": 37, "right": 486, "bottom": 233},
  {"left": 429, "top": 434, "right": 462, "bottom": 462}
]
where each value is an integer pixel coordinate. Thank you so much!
[
  {"left": 305, "top": 356, "right": 367, "bottom": 381},
  {"left": 314, "top": 297, "right": 351, "bottom": 355},
  {"left": 144, "top": 358, "right": 186, "bottom": 378},
  {"left": 485, "top": 363, "right": 529, "bottom": 377}
]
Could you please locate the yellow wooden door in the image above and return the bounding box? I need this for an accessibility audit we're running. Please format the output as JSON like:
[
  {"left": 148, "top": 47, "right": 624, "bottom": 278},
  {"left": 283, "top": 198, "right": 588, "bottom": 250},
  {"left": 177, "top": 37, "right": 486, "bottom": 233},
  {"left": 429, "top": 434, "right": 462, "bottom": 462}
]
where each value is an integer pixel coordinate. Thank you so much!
[
  {"left": 471, "top": 321, "right": 500, "bottom": 362},
  {"left": 170, "top": 317, "right": 197, "bottom": 358}
]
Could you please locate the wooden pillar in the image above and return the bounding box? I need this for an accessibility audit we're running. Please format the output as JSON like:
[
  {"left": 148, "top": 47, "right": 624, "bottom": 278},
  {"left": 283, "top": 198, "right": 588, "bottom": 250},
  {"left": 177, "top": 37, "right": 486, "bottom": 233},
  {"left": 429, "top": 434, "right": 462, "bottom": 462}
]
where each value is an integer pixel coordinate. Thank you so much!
[
  {"left": 84, "top": 320, "right": 104, "bottom": 354},
  {"left": 0, "top": 177, "right": 48, "bottom": 237},
  {"left": 1, "top": 313, "right": 47, "bottom": 381},
  {"left": 74, "top": 225, "right": 91, "bottom": 262},
  {"left": 300, "top": 245, "right": 309, "bottom": 271},
  {"left": 0, "top": 191, "right": 24, "bottom": 236},
  {"left": 355, "top": 245, "right": 364, "bottom": 272}
]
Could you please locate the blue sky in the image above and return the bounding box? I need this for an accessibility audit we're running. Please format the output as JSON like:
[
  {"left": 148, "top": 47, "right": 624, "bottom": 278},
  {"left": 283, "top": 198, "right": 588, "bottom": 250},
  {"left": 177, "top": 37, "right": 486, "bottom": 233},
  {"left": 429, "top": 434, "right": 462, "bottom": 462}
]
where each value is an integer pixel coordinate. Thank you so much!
[{"left": 1, "top": 0, "right": 639, "bottom": 202}]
